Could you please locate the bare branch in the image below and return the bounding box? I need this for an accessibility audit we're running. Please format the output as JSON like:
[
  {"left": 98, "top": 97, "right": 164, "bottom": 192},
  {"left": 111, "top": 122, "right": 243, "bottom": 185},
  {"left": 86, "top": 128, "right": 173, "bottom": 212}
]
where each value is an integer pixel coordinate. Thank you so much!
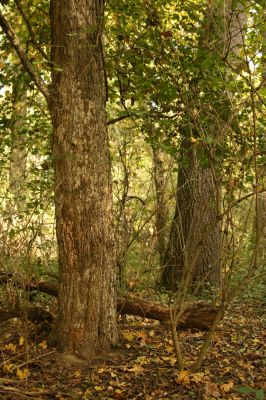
[{"left": 0, "top": 9, "right": 49, "bottom": 102}]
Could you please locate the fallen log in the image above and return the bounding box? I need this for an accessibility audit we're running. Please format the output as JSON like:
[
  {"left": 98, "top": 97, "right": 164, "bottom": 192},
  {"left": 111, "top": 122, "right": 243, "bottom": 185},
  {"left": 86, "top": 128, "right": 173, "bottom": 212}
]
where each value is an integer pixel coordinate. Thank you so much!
[
  {"left": 0, "top": 273, "right": 219, "bottom": 330},
  {"left": 0, "top": 307, "right": 54, "bottom": 323},
  {"left": 117, "top": 298, "right": 218, "bottom": 331}
]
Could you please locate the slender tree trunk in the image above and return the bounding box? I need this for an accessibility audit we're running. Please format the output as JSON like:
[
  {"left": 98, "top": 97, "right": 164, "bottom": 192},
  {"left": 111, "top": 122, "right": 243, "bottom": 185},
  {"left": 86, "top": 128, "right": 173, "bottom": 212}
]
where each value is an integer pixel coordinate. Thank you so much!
[
  {"left": 152, "top": 145, "right": 167, "bottom": 267},
  {"left": 9, "top": 76, "right": 27, "bottom": 213},
  {"left": 49, "top": 0, "right": 117, "bottom": 358}
]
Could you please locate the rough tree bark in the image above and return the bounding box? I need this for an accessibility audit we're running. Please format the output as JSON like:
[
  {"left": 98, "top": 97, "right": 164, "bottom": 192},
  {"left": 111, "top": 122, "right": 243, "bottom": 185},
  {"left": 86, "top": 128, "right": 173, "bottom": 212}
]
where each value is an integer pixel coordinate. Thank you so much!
[
  {"left": 162, "top": 135, "right": 221, "bottom": 289},
  {"left": 1, "top": 3, "right": 118, "bottom": 358},
  {"left": 48, "top": 0, "right": 118, "bottom": 358}
]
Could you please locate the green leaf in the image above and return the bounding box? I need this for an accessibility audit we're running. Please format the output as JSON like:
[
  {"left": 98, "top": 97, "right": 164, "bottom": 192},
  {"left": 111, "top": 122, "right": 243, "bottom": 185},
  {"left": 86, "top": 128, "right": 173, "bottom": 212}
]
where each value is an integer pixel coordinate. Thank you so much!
[
  {"left": 255, "top": 389, "right": 265, "bottom": 400},
  {"left": 236, "top": 386, "right": 255, "bottom": 394}
]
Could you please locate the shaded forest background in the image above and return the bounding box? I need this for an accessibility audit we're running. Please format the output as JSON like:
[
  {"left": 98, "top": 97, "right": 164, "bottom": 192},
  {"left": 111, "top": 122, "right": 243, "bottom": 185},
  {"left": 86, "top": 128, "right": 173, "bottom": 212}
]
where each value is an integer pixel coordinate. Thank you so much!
[{"left": 0, "top": 0, "right": 265, "bottom": 297}]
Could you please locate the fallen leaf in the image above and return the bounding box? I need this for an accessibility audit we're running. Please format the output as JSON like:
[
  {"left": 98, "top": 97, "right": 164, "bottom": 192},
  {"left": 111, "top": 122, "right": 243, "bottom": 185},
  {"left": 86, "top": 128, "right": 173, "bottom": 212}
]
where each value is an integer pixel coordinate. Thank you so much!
[
  {"left": 191, "top": 372, "right": 205, "bottom": 383},
  {"left": 3, "top": 362, "right": 13, "bottom": 372},
  {"left": 4, "top": 343, "right": 16, "bottom": 352},
  {"left": 82, "top": 388, "right": 92, "bottom": 398},
  {"left": 97, "top": 367, "right": 106, "bottom": 374},
  {"left": 128, "top": 364, "right": 144, "bottom": 374},
  {"left": 205, "top": 381, "right": 220, "bottom": 398},
  {"left": 74, "top": 369, "right": 81, "bottom": 378},
  {"left": 175, "top": 370, "right": 190, "bottom": 384},
  {"left": 220, "top": 381, "right": 234, "bottom": 392},
  {"left": 122, "top": 331, "right": 134, "bottom": 342},
  {"left": 39, "top": 340, "right": 47, "bottom": 349},
  {"left": 16, "top": 368, "right": 29, "bottom": 380},
  {"left": 19, "top": 337, "right": 25, "bottom": 346},
  {"left": 94, "top": 386, "right": 104, "bottom": 391}
]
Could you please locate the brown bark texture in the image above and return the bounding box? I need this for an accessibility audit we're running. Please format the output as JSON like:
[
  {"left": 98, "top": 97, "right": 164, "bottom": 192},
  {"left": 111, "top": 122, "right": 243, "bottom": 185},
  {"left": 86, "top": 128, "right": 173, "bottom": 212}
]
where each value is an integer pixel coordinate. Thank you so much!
[
  {"left": 117, "top": 298, "right": 218, "bottom": 330},
  {"left": 162, "top": 136, "right": 221, "bottom": 289},
  {"left": 49, "top": 0, "right": 117, "bottom": 358}
]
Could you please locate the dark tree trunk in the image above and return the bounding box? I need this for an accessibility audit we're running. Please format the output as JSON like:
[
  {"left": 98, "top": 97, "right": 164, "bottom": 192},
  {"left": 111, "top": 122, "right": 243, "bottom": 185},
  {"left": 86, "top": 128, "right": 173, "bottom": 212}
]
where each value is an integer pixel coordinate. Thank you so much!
[
  {"left": 49, "top": 0, "right": 118, "bottom": 358},
  {"left": 162, "top": 135, "right": 221, "bottom": 290},
  {"left": 152, "top": 146, "right": 167, "bottom": 267}
]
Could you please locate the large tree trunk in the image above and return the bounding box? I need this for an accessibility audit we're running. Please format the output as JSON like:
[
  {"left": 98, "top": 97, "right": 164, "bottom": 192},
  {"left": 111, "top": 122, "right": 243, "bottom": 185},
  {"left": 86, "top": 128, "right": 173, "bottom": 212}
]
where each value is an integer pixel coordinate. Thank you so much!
[
  {"left": 162, "top": 136, "right": 221, "bottom": 290},
  {"left": 49, "top": 0, "right": 118, "bottom": 358}
]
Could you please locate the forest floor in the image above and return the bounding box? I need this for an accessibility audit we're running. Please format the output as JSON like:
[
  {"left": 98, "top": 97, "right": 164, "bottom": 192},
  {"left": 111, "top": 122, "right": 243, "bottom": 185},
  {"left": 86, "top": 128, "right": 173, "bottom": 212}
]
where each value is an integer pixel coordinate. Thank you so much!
[{"left": 0, "top": 300, "right": 265, "bottom": 400}]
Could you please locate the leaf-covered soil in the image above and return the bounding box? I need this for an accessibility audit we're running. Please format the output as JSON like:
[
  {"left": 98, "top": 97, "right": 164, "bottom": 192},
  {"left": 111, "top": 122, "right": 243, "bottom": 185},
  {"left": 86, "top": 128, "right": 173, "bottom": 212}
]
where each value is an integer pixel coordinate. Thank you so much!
[{"left": 0, "top": 301, "right": 265, "bottom": 399}]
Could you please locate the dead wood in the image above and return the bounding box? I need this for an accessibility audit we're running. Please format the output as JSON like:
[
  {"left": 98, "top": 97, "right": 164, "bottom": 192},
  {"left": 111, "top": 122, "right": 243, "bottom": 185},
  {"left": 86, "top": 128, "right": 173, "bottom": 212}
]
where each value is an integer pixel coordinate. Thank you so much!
[
  {"left": 0, "top": 273, "right": 219, "bottom": 330},
  {"left": 0, "top": 307, "right": 54, "bottom": 324},
  {"left": 117, "top": 297, "right": 218, "bottom": 330}
]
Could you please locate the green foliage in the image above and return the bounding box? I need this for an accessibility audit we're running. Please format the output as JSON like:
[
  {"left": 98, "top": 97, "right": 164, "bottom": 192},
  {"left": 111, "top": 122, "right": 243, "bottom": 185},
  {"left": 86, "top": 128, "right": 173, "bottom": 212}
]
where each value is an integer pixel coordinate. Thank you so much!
[
  {"left": 0, "top": 0, "right": 265, "bottom": 303},
  {"left": 236, "top": 386, "right": 265, "bottom": 400}
]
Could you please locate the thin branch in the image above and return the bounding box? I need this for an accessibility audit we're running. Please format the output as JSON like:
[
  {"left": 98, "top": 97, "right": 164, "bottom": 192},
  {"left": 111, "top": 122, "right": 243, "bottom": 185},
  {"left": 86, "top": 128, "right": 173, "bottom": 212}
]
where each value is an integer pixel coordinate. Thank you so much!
[
  {"left": 125, "top": 195, "right": 145, "bottom": 205},
  {"left": 107, "top": 113, "right": 131, "bottom": 125},
  {"left": 223, "top": 58, "right": 266, "bottom": 106},
  {"left": 225, "top": 188, "right": 266, "bottom": 211},
  {"left": 0, "top": 9, "right": 49, "bottom": 101},
  {"left": 14, "top": 0, "right": 49, "bottom": 61}
]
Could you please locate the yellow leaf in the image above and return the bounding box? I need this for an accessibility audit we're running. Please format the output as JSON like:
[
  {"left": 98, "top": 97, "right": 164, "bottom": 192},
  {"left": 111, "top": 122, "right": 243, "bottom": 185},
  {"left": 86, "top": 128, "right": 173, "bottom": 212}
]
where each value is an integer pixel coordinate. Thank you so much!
[
  {"left": 114, "top": 389, "right": 124, "bottom": 399},
  {"left": 4, "top": 343, "right": 16, "bottom": 352},
  {"left": 94, "top": 386, "right": 104, "bottom": 391},
  {"left": 128, "top": 364, "right": 144, "bottom": 374},
  {"left": 3, "top": 362, "right": 13, "bottom": 372},
  {"left": 169, "top": 357, "right": 177, "bottom": 366},
  {"left": 220, "top": 381, "right": 234, "bottom": 392},
  {"left": 191, "top": 372, "right": 205, "bottom": 383},
  {"left": 97, "top": 367, "right": 106, "bottom": 374},
  {"left": 136, "top": 356, "right": 149, "bottom": 365},
  {"left": 122, "top": 331, "right": 134, "bottom": 342},
  {"left": 16, "top": 368, "right": 29, "bottom": 380},
  {"left": 175, "top": 370, "right": 190, "bottom": 384},
  {"left": 19, "top": 337, "right": 25, "bottom": 346},
  {"left": 149, "top": 330, "right": 155, "bottom": 337},
  {"left": 74, "top": 369, "right": 81, "bottom": 378},
  {"left": 165, "top": 344, "right": 174, "bottom": 354},
  {"left": 82, "top": 388, "right": 92, "bottom": 398},
  {"left": 39, "top": 340, "right": 47, "bottom": 349}
]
